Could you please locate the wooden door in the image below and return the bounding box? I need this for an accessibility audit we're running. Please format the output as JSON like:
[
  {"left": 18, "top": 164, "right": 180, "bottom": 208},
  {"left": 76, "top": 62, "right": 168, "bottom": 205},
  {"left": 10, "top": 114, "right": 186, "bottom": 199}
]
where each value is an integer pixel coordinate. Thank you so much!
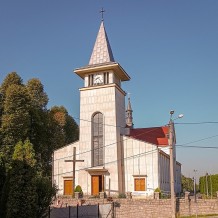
[
  {"left": 64, "top": 180, "right": 73, "bottom": 195},
  {"left": 92, "top": 176, "right": 99, "bottom": 195},
  {"left": 134, "top": 178, "right": 145, "bottom": 191}
]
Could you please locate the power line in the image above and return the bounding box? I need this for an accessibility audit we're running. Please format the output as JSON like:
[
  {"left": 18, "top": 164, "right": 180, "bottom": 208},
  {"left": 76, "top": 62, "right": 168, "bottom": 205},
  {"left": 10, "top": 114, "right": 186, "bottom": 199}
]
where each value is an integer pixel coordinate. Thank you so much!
[
  {"left": 53, "top": 147, "right": 158, "bottom": 177},
  {"left": 175, "top": 122, "right": 218, "bottom": 125},
  {"left": 176, "top": 134, "right": 218, "bottom": 147},
  {"left": 74, "top": 116, "right": 218, "bottom": 127},
  {"left": 177, "top": 145, "right": 218, "bottom": 149},
  {"left": 54, "top": 136, "right": 218, "bottom": 177},
  {"left": 53, "top": 130, "right": 218, "bottom": 177},
  {"left": 53, "top": 125, "right": 166, "bottom": 162},
  {"left": 54, "top": 120, "right": 218, "bottom": 162},
  {"left": 73, "top": 116, "right": 127, "bottom": 128}
]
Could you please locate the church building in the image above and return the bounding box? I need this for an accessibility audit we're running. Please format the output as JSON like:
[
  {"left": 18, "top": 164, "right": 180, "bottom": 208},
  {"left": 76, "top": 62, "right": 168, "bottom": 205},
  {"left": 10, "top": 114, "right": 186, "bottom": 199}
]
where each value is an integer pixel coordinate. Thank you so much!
[{"left": 53, "top": 19, "right": 181, "bottom": 198}]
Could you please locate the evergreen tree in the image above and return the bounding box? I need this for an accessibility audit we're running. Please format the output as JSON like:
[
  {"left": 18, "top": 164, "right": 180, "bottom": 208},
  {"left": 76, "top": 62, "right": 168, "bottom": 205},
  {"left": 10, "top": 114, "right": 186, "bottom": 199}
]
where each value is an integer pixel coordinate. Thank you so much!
[
  {"left": 26, "top": 78, "right": 48, "bottom": 109},
  {"left": 0, "top": 72, "right": 23, "bottom": 148},
  {"left": 1, "top": 84, "right": 30, "bottom": 146},
  {"left": 6, "top": 140, "right": 37, "bottom": 218},
  {"left": 6, "top": 160, "right": 37, "bottom": 218},
  {"left": 12, "top": 140, "right": 36, "bottom": 167},
  {"left": 26, "top": 78, "right": 49, "bottom": 172},
  {"left": 0, "top": 168, "right": 10, "bottom": 218},
  {"left": 35, "top": 176, "right": 57, "bottom": 218},
  {"left": 0, "top": 72, "right": 23, "bottom": 109},
  {"left": 0, "top": 157, "right": 6, "bottom": 213}
]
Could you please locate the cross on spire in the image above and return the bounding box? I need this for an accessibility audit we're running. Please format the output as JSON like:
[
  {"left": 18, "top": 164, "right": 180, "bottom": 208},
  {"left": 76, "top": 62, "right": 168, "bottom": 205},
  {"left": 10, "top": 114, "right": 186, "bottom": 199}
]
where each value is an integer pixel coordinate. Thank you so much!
[{"left": 100, "top": 8, "right": 105, "bottom": 21}]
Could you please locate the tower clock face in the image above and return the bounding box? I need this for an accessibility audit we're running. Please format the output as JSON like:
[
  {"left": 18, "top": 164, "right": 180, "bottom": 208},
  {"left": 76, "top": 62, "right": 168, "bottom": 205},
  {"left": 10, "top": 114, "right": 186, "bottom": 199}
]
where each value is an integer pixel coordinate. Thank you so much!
[{"left": 93, "top": 73, "right": 103, "bottom": 84}]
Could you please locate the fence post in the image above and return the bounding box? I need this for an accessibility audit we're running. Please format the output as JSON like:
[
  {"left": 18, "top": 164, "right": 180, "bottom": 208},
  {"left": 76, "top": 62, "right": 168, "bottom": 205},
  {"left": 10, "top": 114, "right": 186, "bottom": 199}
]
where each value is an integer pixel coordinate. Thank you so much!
[
  {"left": 112, "top": 202, "right": 115, "bottom": 218},
  {"left": 98, "top": 203, "right": 99, "bottom": 218},
  {"left": 69, "top": 206, "right": 70, "bottom": 218},
  {"left": 77, "top": 203, "right": 79, "bottom": 218}
]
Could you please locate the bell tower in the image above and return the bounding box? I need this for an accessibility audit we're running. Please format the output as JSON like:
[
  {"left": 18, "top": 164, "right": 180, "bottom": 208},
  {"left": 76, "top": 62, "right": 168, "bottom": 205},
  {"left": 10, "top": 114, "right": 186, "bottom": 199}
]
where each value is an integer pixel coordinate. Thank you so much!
[{"left": 74, "top": 20, "right": 130, "bottom": 195}]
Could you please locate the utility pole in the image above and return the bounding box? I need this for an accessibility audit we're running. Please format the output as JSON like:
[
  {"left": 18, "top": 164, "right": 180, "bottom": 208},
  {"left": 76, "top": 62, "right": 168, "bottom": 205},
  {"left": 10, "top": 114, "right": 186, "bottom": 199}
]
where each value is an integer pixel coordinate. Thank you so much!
[
  {"left": 168, "top": 111, "right": 183, "bottom": 218},
  {"left": 210, "top": 174, "right": 213, "bottom": 199},
  {"left": 65, "top": 147, "right": 84, "bottom": 196},
  {"left": 169, "top": 111, "right": 176, "bottom": 218},
  {"left": 193, "top": 169, "right": 197, "bottom": 203},
  {"left": 206, "top": 172, "right": 209, "bottom": 198}
]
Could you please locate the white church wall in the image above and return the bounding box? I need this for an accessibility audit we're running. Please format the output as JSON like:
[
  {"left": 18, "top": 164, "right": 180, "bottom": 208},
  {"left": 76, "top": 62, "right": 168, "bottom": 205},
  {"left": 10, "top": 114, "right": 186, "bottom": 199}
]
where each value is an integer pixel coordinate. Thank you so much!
[
  {"left": 123, "top": 136, "right": 159, "bottom": 197},
  {"left": 160, "top": 146, "right": 170, "bottom": 155},
  {"left": 175, "top": 162, "right": 182, "bottom": 193},
  {"left": 158, "top": 150, "right": 182, "bottom": 195},
  {"left": 53, "top": 141, "right": 79, "bottom": 195},
  {"left": 159, "top": 151, "right": 170, "bottom": 193}
]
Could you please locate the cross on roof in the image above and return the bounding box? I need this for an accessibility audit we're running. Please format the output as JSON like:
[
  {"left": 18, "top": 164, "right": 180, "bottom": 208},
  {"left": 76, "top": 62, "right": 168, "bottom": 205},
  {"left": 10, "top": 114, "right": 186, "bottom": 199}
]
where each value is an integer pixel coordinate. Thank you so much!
[{"left": 100, "top": 8, "right": 105, "bottom": 21}]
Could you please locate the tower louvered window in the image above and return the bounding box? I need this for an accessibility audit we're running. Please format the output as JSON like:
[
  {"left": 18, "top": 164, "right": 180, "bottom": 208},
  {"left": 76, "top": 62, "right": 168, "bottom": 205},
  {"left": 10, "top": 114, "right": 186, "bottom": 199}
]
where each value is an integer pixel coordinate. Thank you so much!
[{"left": 92, "top": 112, "right": 104, "bottom": 166}]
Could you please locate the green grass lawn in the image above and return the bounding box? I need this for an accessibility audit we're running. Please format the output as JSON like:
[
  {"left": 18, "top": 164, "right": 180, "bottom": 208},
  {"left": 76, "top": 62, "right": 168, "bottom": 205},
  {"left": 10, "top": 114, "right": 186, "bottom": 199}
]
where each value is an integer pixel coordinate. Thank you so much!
[{"left": 181, "top": 214, "right": 218, "bottom": 218}]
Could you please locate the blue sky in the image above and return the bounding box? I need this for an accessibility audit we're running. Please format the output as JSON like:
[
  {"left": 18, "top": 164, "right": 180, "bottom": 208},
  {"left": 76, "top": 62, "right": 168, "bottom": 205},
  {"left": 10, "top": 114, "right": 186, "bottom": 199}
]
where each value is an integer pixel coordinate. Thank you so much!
[{"left": 0, "top": 0, "right": 218, "bottom": 180}]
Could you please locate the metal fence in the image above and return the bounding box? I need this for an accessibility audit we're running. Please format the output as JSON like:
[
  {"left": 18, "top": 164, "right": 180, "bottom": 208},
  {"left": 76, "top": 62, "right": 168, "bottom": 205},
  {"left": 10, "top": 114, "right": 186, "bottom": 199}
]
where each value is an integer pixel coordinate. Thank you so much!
[{"left": 49, "top": 203, "right": 112, "bottom": 218}]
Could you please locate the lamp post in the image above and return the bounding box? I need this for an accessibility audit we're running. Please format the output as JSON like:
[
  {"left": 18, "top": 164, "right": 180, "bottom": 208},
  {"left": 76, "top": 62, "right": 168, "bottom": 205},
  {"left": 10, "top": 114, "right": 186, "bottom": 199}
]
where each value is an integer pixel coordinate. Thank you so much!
[
  {"left": 193, "top": 169, "right": 197, "bottom": 202},
  {"left": 169, "top": 110, "right": 183, "bottom": 218},
  {"left": 206, "top": 172, "right": 209, "bottom": 198},
  {"left": 210, "top": 173, "right": 213, "bottom": 199}
]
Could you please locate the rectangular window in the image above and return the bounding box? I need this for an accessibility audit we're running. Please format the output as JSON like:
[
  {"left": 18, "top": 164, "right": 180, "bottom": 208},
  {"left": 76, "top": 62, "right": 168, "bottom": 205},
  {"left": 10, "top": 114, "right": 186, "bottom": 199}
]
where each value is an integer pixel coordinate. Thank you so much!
[
  {"left": 88, "top": 75, "right": 94, "bottom": 86},
  {"left": 92, "top": 113, "right": 104, "bottom": 167},
  {"left": 103, "top": 72, "right": 109, "bottom": 84},
  {"left": 134, "top": 178, "right": 146, "bottom": 191}
]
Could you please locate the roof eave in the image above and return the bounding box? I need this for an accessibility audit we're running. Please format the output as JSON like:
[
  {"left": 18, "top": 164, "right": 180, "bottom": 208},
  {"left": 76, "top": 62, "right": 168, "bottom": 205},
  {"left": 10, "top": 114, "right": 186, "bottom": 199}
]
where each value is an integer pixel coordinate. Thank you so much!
[{"left": 74, "top": 62, "right": 131, "bottom": 81}]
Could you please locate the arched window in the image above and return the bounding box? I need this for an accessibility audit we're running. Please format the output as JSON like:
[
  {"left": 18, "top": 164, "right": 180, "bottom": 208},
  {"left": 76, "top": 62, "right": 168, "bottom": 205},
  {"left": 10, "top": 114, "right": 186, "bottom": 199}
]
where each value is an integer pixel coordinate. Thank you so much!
[{"left": 92, "top": 112, "right": 104, "bottom": 166}]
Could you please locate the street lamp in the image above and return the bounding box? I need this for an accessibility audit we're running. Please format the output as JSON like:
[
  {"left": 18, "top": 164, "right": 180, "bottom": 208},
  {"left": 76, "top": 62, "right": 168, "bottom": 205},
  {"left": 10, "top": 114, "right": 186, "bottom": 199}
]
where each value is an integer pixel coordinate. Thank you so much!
[
  {"left": 193, "top": 169, "right": 197, "bottom": 202},
  {"left": 169, "top": 110, "right": 183, "bottom": 218},
  {"left": 206, "top": 172, "right": 209, "bottom": 197}
]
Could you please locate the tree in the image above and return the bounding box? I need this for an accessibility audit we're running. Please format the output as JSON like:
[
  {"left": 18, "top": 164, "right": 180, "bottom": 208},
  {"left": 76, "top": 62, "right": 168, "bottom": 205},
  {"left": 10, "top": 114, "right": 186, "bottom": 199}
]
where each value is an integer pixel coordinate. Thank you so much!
[
  {"left": 35, "top": 176, "right": 57, "bottom": 218},
  {"left": 1, "top": 84, "right": 30, "bottom": 146},
  {"left": 12, "top": 140, "right": 36, "bottom": 167},
  {"left": 0, "top": 166, "right": 10, "bottom": 218},
  {"left": 6, "top": 160, "right": 37, "bottom": 218},
  {"left": 26, "top": 78, "right": 48, "bottom": 109},
  {"left": 199, "top": 174, "right": 218, "bottom": 197},
  {"left": 0, "top": 72, "right": 78, "bottom": 215},
  {"left": 181, "top": 174, "right": 194, "bottom": 192},
  {"left": 3, "top": 140, "right": 57, "bottom": 218},
  {"left": 50, "top": 106, "right": 79, "bottom": 148},
  {"left": 0, "top": 72, "right": 23, "bottom": 126},
  {"left": 6, "top": 140, "right": 37, "bottom": 218},
  {"left": 0, "top": 157, "right": 6, "bottom": 209}
]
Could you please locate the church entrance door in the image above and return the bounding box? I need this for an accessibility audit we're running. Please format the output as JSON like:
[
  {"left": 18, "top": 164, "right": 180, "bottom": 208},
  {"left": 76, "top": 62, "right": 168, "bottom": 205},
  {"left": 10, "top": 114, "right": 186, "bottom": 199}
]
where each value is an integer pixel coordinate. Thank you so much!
[
  {"left": 91, "top": 175, "right": 104, "bottom": 195},
  {"left": 64, "top": 180, "right": 73, "bottom": 195}
]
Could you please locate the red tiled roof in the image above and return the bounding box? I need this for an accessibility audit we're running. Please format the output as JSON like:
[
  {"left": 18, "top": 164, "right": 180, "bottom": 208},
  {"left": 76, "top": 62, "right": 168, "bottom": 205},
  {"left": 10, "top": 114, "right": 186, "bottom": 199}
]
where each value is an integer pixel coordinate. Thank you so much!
[{"left": 129, "top": 126, "right": 169, "bottom": 146}]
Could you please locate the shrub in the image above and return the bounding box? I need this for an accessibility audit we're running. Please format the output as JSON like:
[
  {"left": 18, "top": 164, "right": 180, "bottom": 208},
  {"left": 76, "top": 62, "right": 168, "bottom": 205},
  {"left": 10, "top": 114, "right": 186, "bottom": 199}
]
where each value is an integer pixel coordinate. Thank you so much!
[
  {"left": 74, "top": 185, "right": 83, "bottom": 198},
  {"left": 118, "top": 193, "right": 126, "bottom": 198},
  {"left": 154, "top": 187, "right": 161, "bottom": 193},
  {"left": 74, "top": 185, "right": 82, "bottom": 193},
  {"left": 89, "top": 195, "right": 100, "bottom": 199}
]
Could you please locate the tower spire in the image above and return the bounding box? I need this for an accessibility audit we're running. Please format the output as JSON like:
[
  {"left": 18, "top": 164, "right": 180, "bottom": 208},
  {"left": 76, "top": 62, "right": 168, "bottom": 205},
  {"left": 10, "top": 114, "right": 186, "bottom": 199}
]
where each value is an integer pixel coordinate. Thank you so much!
[
  {"left": 89, "top": 11, "right": 115, "bottom": 65},
  {"left": 126, "top": 96, "right": 133, "bottom": 128}
]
